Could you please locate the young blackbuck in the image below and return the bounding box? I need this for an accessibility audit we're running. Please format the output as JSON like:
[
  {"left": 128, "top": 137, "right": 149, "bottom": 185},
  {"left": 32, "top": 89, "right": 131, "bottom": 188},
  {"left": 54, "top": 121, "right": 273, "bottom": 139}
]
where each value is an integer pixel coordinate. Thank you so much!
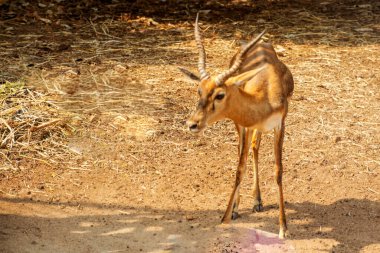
[{"left": 180, "top": 14, "right": 294, "bottom": 238}]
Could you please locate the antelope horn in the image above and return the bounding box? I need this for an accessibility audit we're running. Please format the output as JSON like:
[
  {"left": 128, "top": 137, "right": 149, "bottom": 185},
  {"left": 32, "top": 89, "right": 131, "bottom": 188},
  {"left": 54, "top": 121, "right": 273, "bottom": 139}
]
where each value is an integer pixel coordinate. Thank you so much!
[
  {"left": 194, "top": 13, "right": 210, "bottom": 80},
  {"left": 214, "top": 29, "right": 267, "bottom": 86}
]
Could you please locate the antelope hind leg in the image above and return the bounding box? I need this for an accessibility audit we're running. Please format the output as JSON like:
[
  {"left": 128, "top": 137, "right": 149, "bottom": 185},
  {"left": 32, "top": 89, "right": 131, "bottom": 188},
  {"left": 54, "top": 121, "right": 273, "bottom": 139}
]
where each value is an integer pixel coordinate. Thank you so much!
[
  {"left": 252, "top": 129, "right": 263, "bottom": 212},
  {"left": 274, "top": 121, "right": 288, "bottom": 238}
]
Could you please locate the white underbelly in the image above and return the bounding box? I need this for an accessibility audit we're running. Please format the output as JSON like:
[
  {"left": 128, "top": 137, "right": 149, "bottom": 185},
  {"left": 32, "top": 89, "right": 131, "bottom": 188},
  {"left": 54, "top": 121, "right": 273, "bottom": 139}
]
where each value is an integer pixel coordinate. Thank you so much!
[{"left": 250, "top": 112, "right": 282, "bottom": 132}]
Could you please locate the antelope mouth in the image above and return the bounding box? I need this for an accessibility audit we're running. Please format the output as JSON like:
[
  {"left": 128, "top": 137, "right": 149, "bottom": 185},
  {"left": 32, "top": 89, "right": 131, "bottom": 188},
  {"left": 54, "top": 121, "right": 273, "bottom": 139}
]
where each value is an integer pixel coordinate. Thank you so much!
[
  {"left": 189, "top": 127, "right": 201, "bottom": 133},
  {"left": 189, "top": 125, "right": 205, "bottom": 133},
  {"left": 186, "top": 121, "right": 206, "bottom": 134}
]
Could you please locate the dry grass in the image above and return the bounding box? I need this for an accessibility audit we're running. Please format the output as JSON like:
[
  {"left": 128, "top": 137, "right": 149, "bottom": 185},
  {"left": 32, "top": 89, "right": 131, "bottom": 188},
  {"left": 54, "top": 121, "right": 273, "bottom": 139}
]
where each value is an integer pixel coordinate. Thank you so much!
[{"left": 0, "top": 81, "right": 78, "bottom": 170}]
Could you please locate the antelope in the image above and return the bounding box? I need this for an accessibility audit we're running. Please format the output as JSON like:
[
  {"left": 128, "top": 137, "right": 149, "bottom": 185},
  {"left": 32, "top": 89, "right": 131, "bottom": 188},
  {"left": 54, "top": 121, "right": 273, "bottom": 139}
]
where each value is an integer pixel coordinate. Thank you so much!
[{"left": 180, "top": 14, "right": 294, "bottom": 238}]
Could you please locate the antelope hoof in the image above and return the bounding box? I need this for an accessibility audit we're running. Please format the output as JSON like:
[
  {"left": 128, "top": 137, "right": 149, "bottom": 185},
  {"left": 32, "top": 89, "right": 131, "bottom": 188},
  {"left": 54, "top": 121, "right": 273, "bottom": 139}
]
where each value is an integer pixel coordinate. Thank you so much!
[
  {"left": 252, "top": 200, "right": 263, "bottom": 212},
  {"left": 279, "top": 229, "right": 290, "bottom": 239},
  {"left": 221, "top": 215, "right": 231, "bottom": 224},
  {"left": 231, "top": 211, "right": 239, "bottom": 220}
]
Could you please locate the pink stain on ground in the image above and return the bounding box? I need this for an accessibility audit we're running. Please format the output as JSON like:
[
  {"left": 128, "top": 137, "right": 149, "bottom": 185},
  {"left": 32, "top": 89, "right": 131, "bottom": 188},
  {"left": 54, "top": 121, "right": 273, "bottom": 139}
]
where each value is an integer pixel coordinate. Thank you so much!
[{"left": 226, "top": 228, "right": 296, "bottom": 253}]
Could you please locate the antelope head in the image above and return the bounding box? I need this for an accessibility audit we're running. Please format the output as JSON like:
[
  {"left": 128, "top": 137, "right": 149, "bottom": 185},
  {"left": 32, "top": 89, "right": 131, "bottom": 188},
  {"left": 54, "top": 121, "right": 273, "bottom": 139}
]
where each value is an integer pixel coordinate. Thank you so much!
[{"left": 181, "top": 13, "right": 266, "bottom": 133}]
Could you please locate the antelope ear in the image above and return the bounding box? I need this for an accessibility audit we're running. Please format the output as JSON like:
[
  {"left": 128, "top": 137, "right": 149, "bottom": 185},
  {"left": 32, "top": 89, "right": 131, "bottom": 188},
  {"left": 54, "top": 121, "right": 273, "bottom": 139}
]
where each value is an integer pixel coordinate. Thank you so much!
[
  {"left": 233, "top": 79, "right": 247, "bottom": 87},
  {"left": 225, "top": 75, "right": 251, "bottom": 87},
  {"left": 225, "top": 77, "right": 247, "bottom": 87},
  {"left": 178, "top": 67, "right": 200, "bottom": 82},
  {"left": 225, "top": 66, "right": 266, "bottom": 87}
]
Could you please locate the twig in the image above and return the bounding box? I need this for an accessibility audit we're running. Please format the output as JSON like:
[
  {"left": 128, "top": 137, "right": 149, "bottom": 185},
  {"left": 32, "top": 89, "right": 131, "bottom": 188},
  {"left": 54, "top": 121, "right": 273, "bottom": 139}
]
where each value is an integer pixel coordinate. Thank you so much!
[
  {"left": 30, "top": 119, "right": 62, "bottom": 132},
  {"left": 368, "top": 188, "right": 379, "bottom": 195},
  {"left": 0, "top": 118, "right": 15, "bottom": 148},
  {"left": 18, "top": 154, "right": 53, "bottom": 167},
  {"left": 68, "top": 167, "right": 92, "bottom": 171}
]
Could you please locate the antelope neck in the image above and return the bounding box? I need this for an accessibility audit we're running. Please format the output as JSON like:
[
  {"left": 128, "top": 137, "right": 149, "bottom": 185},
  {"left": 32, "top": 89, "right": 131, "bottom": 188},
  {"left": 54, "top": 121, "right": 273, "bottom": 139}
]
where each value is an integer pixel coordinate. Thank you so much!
[{"left": 225, "top": 87, "right": 272, "bottom": 128}]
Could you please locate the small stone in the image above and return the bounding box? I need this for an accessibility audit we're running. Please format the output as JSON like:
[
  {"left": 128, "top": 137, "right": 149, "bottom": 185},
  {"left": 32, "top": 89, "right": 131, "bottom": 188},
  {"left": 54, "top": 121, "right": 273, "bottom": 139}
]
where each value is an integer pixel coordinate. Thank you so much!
[
  {"left": 39, "top": 18, "right": 52, "bottom": 24},
  {"left": 190, "top": 223, "right": 200, "bottom": 228},
  {"left": 257, "top": 18, "right": 266, "bottom": 24},
  {"left": 65, "top": 69, "right": 79, "bottom": 77}
]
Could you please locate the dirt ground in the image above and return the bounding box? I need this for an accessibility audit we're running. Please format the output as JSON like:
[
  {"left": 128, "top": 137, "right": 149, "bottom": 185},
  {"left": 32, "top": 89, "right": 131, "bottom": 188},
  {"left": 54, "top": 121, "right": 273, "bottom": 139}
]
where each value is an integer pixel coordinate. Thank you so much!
[{"left": 1, "top": 0, "right": 379, "bottom": 252}]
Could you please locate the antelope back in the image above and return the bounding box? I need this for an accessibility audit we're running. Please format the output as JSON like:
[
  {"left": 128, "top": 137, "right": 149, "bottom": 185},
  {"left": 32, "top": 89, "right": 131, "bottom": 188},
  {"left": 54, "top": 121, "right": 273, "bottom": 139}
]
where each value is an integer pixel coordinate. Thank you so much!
[{"left": 233, "top": 42, "right": 294, "bottom": 98}]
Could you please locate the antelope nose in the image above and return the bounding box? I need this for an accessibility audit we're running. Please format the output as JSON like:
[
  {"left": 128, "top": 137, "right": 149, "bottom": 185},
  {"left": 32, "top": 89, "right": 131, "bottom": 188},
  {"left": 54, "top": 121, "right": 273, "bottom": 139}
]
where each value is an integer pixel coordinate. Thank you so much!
[
  {"left": 186, "top": 120, "right": 198, "bottom": 131},
  {"left": 189, "top": 123, "right": 198, "bottom": 130}
]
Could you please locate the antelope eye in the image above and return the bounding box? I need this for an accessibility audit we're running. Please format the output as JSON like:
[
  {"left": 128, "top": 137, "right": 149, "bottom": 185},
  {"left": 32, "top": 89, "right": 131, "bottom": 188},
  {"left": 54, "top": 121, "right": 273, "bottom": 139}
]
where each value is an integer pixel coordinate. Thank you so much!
[{"left": 215, "top": 93, "right": 225, "bottom": 100}]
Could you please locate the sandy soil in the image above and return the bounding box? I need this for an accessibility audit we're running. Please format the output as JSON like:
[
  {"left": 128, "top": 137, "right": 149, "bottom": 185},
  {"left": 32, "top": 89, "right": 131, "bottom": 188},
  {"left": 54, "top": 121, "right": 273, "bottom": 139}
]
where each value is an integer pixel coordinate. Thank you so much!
[{"left": 1, "top": 1, "right": 379, "bottom": 252}]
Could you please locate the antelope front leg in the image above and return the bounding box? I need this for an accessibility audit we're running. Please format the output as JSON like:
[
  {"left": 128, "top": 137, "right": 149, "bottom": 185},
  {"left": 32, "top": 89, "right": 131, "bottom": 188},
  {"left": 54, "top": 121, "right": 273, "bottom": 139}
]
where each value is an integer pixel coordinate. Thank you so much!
[
  {"left": 231, "top": 124, "right": 243, "bottom": 220},
  {"left": 221, "top": 127, "right": 252, "bottom": 223},
  {"left": 274, "top": 121, "right": 288, "bottom": 238}
]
